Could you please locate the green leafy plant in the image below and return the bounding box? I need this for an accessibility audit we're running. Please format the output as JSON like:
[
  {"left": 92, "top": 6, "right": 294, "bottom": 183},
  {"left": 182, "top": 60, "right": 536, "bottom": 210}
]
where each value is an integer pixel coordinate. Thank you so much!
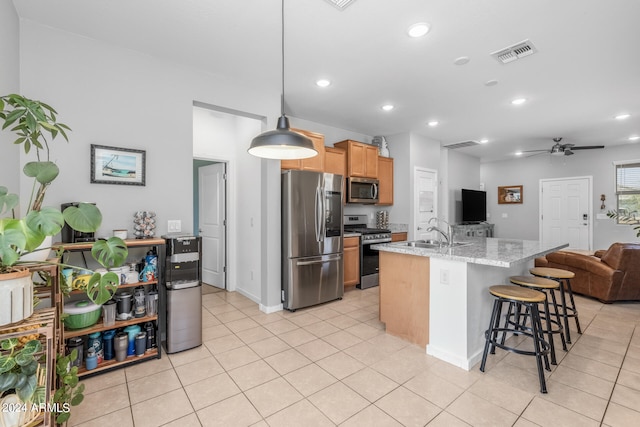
[
  {"left": 0, "top": 94, "right": 127, "bottom": 305},
  {"left": 607, "top": 210, "right": 640, "bottom": 237},
  {"left": 52, "top": 350, "right": 84, "bottom": 425},
  {"left": 0, "top": 338, "right": 46, "bottom": 404}
]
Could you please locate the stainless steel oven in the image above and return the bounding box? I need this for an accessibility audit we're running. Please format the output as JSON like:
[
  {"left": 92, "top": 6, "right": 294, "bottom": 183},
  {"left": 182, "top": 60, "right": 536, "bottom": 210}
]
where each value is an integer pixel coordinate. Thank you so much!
[{"left": 344, "top": 215, "right": 391, "bottom": 289}]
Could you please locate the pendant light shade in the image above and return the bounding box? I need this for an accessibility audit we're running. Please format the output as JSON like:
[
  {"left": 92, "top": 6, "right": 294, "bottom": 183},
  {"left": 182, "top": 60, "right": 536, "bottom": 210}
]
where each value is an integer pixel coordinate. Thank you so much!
[
  {"left": 249, "top": 116, "right": 317, "bottom": 159},
  {"left": 248, "top": 0, "right": 318, "bottom": 160}
]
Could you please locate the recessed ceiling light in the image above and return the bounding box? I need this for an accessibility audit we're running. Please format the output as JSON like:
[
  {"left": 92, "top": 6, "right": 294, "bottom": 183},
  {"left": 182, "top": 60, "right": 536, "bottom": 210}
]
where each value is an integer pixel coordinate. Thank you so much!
[
  {"left": 511, "top": 98, "right": 527, "bottom": 105},
  {"left": 316, "top": 79, "right": 331, "bottom": 87},
  {"left": 615, "top": 113, "right": 630, "bottom": 120},
  {"left": 454, "top": 56, "right": 470, "bottom": 66},
  {"left": 407, "top": 23, "right": 430, "bottom": 38},
  {"left": 381, "top": 104, "right": 394, "bottom": 111},
  {"left": 479, "top": 138, "right": 489, "bottom": 144},
  {"left": 514, "top": 151, "right": 523, "bottom": 156},
  {"left": 485, "top": 79, "right": 499, "bottom": 87},
  {"left": 427, "top": 120, "right": 439, "bottom": 127},
  {"left": 629, "top": 136, "right": 640, "bottom": 141}
]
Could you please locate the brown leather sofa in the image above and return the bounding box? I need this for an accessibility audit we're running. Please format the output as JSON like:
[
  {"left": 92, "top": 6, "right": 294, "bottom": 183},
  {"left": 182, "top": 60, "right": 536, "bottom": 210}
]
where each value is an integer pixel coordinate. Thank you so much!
[{"left": 534, "top": 243, "right": 640, "bottom": 303}]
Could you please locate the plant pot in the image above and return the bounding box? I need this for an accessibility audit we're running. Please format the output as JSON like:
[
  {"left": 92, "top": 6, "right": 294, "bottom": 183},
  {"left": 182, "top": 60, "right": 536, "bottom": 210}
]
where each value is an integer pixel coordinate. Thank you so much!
[
  {"left": 0, "top": 394, "right": 30, "bottom": 427},
  {"left": 0, "top": 268, "right": 33, "bottom": 326},
  {"left": 18, "top": 235, "right": 53, "bottom": 263}
]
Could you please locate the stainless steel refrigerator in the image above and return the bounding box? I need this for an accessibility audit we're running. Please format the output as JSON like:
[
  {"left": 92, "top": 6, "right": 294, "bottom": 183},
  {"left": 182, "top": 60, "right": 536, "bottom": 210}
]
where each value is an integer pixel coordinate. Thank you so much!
[{"left": 282, "top": 170, "right": 344, "bottom": 311}]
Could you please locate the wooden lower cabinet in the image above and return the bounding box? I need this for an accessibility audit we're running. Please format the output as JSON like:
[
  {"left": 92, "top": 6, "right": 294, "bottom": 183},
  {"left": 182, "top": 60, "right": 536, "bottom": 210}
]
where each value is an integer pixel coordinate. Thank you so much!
[
  {"left": 391, "top": 232, "right": 407, "bottom": 242},
  {"left": 343, "top": 236, "right": 360, "bottom": 287}
]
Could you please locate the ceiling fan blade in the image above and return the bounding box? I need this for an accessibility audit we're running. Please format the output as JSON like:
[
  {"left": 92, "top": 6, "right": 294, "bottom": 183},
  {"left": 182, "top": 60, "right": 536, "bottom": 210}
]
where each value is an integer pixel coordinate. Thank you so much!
[
  {"left": 522, "top": 149, "right": 550, "bottom": 153},
  {"left": 570, "top": 145, "right": 605, "bottom": 150}
]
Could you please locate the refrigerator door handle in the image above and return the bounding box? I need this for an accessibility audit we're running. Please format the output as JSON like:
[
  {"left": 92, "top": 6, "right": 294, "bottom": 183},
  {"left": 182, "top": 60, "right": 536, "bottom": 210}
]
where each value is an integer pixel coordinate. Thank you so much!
[
  {"left": 296, "top": 254, "right": 342, "bottom": 266},
  {"left": 315, "top": 186, "right": 323, "bottom": 242}
]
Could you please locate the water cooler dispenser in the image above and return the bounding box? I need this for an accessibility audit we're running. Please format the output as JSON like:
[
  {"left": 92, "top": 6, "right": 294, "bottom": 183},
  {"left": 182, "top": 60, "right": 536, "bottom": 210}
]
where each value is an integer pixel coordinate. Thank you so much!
[{"left": 162, "top": 234, "right": 202, "bottom": 353}]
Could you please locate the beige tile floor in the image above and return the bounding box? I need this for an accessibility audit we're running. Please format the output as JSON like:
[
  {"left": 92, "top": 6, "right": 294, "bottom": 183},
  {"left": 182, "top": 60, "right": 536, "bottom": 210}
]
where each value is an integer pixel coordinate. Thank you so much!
[{"left": 70, "top": 285, "right": 640, "bottom": 426}]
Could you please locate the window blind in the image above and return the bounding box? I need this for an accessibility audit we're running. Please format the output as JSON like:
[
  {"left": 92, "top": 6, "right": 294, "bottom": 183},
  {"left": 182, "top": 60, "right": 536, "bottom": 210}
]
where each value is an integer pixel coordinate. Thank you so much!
[{"left": 616, "top": 163, "right": 640, "bottom": 193}]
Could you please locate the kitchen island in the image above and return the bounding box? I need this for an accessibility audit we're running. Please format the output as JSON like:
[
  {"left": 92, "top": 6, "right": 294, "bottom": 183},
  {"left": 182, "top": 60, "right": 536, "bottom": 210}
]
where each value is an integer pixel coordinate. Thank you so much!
[{"left": 373, "top": 237, "right": 568, "bottom": 371}]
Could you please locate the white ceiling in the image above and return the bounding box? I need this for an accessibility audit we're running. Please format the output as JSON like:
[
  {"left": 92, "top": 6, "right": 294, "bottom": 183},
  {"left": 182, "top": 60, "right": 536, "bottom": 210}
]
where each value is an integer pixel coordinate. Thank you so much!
[{"left": 12, "top": 0, "right": 640, "bottom": 162}]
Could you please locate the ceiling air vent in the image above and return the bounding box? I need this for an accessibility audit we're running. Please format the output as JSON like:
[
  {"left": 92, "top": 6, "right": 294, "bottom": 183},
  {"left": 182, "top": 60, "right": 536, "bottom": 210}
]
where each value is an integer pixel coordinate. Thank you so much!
[
  {"left": 324, "top": 0, "right": 357, "bottom": 10},
  {"left": 444, "top": 140, "right": 479, "bottom": 150},
  {"left": 491, "top": 40, "right": 537, "bottom": 64}
]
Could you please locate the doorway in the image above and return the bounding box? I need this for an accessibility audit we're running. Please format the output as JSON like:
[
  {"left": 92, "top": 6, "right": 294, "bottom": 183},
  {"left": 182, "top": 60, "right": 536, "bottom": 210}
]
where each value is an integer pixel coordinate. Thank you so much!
[
  {"left": 196, "top": 162, "right": 227, "bottom": 289},
  {"left": 540, "top": 176, "right": 592, "bottom": 250},
  {"left": 413, "top": 168, "right": 438, "bottom": 241}
]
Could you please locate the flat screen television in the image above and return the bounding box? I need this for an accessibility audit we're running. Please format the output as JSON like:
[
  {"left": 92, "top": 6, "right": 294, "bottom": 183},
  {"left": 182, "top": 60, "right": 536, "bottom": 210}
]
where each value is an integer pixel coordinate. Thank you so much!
[{"left": 461, "top": 189, "right": 487, "bottom": 223}]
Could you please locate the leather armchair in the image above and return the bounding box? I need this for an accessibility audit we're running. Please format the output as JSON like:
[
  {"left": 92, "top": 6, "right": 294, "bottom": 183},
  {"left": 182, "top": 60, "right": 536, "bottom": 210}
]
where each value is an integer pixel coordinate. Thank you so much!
[{"left": 534, "top": 243, "right": 640, "bottom": 303}]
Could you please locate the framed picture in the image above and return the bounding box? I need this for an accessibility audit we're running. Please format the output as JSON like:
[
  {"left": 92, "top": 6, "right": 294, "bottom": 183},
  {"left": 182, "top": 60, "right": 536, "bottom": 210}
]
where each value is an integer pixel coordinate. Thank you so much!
[
  {"left": 498, "top": 185, "right": 523, "bottom": 204},
  {"left": 91, "top": 144, "right": 146, "bottom": 186}
]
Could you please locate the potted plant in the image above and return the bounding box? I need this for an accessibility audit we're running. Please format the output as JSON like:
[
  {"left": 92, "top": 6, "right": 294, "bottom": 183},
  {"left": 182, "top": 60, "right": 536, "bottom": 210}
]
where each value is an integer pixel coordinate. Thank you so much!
[{"left": 0, "top": 94, "right": 129, "bottom": 424}]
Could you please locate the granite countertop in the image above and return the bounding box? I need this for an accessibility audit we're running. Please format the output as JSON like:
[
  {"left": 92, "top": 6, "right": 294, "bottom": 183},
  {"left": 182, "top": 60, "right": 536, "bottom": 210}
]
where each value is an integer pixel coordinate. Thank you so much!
[{"left": 373, "top": 237, "right": 569, "bottom": 268}]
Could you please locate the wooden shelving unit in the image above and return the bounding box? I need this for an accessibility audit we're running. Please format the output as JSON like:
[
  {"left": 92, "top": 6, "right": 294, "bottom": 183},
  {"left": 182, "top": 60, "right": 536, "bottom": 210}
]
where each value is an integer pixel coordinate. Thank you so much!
[{"left": 55, "top": 238, "right": 166, "bottom": 379}]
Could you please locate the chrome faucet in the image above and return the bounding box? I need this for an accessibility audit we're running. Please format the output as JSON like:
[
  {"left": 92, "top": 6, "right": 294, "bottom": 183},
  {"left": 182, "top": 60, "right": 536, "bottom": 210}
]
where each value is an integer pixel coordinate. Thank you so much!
[{"left": 427, "top": 217, "right": 453, "bottom": 245}]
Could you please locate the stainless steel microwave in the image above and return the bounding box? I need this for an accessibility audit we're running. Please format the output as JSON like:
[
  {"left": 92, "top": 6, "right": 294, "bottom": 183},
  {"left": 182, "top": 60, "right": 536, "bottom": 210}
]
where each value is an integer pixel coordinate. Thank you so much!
[{"left": 347, "top": 177, "right": 379, "bottom": 204}]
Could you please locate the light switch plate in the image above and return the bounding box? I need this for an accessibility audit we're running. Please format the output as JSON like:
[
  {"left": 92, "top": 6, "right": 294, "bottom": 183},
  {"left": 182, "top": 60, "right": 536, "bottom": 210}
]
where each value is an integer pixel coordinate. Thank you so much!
[{"left": 168, "top": 220, "right": 181, "bottom": 232}]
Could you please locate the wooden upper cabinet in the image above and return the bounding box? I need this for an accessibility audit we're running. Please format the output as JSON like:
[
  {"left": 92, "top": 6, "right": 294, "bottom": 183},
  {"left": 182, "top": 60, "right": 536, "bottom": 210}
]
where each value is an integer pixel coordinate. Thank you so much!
[
  {"left": 324, "top": 147, "right": 346, "bottom": 177},
  {"left": 333, "top": 140, "right": 379, "bottom": 178},
  {"left": 280, "top": 128, "right": 325, "bottom": 172},
  {"left": 377, "top": 157, "right": 394, "bottom": 205}
]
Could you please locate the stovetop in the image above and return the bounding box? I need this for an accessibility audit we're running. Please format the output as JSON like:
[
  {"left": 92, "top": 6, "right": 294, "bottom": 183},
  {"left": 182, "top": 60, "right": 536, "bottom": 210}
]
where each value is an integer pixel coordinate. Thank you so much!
[{"left": 344, "top": 227, "right": 391, "bottom": 235}]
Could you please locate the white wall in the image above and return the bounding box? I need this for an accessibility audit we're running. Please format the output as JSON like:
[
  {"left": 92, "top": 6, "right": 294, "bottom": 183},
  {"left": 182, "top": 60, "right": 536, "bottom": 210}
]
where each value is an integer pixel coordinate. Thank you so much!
[
  {"left": 0, "top": 2, "right": 20, "bottom": 199},
  {"left": 481, "top": 144, "right": 639, "bottom": 248},
  {"left": 19, "top": 20, "right": 284, "bottom": 310},
  {"left": 192, "top": 106, "right": 264, "bottom": 302},
  {"left": 289, "top": 117, "right": 371, "bottom": 147},
  {"left": 446, "top": 150, "right": 482, "bottom": 224}
]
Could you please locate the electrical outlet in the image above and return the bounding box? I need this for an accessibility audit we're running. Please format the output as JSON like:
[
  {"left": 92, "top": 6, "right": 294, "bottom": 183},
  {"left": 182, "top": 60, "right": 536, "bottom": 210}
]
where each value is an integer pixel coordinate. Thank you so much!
[
  {"left": 168, "top": 220, "right": 181, "bottom": 232},
  {"left": 502, "top": 213, "right": 508, "bottom": 218},
  {"left": 440, "top": 269, "right": 449, "bottom": 285}
]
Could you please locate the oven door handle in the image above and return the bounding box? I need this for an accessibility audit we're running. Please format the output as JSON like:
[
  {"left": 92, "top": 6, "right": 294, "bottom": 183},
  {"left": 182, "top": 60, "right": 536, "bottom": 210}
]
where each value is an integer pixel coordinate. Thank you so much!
[{"left": 296, "top": 254, "right": 342, "bottom": 266}]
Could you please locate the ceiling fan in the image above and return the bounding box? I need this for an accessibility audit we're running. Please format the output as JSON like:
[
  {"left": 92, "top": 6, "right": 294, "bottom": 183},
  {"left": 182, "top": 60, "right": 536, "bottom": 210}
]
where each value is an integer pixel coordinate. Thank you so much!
[{"left": 523, "top": 137, "right": 605, "bottom": 156}]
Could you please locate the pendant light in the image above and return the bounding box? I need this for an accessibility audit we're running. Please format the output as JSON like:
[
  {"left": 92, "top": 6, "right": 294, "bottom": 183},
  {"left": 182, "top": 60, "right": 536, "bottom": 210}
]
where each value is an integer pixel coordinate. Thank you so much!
[{"left": 248, "top": 0, "right": 317, "bottom": 160}]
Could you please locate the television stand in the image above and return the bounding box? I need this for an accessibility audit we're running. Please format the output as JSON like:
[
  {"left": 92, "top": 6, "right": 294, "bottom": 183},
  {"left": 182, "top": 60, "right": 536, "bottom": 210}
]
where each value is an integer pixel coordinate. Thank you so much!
[{"left": 452, "top": 223, "right": 494, "bottom": 238}]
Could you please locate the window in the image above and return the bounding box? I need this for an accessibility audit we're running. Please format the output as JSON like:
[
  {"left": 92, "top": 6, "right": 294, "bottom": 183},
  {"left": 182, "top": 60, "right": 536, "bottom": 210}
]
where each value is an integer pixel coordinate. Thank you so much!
[{"left": 615, "top": 161, "right": 640, "bottom": 224}]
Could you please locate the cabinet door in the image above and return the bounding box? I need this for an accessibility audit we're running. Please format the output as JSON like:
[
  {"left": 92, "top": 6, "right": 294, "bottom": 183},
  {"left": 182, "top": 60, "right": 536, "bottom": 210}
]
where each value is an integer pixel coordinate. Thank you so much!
[
  {"left": 391, "top": 232, "right": 407, "bottom": 242},
  {"left": 377, "top": 157, "right": 393, "bottom": 205},
  {"left": 280, "top": 129, "right": 325, "bottom": 171},
  {"left": 334, "top": 140, "right": 379, "bottom": 178},
  {"left": 325, "top": 147, "right": 347, "bottom": 204},
  {"left": 343, "top": 236, "right": 360, "bottom": 287},
  {"left": 349, "top": 143, "right": 367, "bottom": 177},
  {"left": 364, "top": 145, "right": 379, "bottom": 178},
  {"left": 324, "top": 147, "right": 346, "bottom": 176}
]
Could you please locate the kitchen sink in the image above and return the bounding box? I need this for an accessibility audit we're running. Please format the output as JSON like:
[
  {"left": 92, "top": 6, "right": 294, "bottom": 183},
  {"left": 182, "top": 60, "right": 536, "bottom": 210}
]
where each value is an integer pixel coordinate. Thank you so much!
[{"left": 401, "top": 240, "right": 472, "bottom": 249}]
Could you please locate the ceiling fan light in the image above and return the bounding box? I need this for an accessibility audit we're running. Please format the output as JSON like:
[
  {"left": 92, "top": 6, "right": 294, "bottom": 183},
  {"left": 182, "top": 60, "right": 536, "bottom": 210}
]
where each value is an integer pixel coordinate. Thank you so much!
[
  {"left": 550, "top": 147, "right": 564, "bottom": 156},
  {"left": 249, "top": 115, "right": 317, "bottom": 160}
]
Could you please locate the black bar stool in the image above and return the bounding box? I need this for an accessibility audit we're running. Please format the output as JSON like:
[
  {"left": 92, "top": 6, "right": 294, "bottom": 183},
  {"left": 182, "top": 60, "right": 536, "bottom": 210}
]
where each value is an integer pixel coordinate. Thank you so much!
[
  {"left": 509, "top": 275, "right": 567, "bottom": 365},
  {"left": 480, "top": 285, "right": 550, "bottom": 393},
  {"left": 530, "top": 267, "right": 582, "bottom": 344}
]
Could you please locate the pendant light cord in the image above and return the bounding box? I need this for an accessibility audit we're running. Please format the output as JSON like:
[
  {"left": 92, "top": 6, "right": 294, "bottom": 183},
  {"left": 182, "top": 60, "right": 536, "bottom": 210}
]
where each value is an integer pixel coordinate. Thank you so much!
[{"left": 281, "top": 0, "right": 285, "bottom": 117}]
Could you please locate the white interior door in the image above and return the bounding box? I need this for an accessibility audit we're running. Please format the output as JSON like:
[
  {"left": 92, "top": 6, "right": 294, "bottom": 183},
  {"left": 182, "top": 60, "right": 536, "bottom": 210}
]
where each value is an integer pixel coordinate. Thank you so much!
[
  {"left": 414, "top": 168, "right": 438, "bottom": 241},
  {"left": 540, "top": 177, "right": 592, "bottom": 250},
  {"left": 199, "top": 163, "right": 226, "bottom": 288}
]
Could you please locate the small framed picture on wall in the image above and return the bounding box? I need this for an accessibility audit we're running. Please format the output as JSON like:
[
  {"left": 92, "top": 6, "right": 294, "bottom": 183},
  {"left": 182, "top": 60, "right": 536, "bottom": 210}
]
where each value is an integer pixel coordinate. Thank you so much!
[{"left": 498, "top": 185, "right": 523, "bottom": 204}]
